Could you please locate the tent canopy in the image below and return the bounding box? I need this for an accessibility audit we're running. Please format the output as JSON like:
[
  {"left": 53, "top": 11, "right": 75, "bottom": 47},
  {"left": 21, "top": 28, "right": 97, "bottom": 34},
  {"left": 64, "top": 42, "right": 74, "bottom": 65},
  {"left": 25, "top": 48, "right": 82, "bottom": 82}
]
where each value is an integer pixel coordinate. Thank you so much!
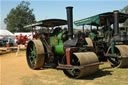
[
  {"left": 0, "top": 29, "right": 14, "bottom": 37},
  {"left": 0, "top": 29, "right": 15, "bottom": 43},
  {"left": 74, "top": 12, "right": 128, "bottom": 26},
  {"left": 24, "top": 19, "right": 67, "bottom": 28}
]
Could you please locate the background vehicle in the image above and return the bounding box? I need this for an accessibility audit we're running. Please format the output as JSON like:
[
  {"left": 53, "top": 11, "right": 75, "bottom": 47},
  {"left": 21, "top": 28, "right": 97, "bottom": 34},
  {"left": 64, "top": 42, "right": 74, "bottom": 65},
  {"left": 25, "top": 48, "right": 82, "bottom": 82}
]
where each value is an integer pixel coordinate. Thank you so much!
[{"left": 74, "top": 10, "right": 128, "bottom": 68}]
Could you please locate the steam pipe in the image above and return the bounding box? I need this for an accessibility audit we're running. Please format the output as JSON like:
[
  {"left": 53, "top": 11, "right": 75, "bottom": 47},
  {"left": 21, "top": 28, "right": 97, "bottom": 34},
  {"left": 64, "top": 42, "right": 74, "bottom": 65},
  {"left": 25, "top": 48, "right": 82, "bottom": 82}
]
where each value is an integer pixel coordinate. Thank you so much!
[
  {"left": 113, "top": 10, "right": 119, "bottom": 36},
  {"left": 127, "top": 27, "right": 128, "bottom": 35},
  {"left": 127, "top": 27, "right": 128, "bottom": 40},
  {"left": 66, "top": 6, "right": 73, "bottom": 40}
]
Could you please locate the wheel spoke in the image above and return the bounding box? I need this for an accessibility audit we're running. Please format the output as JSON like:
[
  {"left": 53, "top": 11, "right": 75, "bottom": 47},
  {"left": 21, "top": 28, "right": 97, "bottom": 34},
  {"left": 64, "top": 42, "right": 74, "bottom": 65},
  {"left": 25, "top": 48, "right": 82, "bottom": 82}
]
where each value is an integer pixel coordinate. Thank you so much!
[
  {"left": 30, "top": 45, "right": 37, "bottom": 62},
  {"left": 29, "top": 56, "right": 35, "bottom": 65},
  {"left": 33, "top": 45, "right": 37, "bottom": 55},
  {"left": 30, "top": 48, "right": 33, "bottom": 52},
  {"left": 28, "top": 45, "right": 37, "bottom": 67}
]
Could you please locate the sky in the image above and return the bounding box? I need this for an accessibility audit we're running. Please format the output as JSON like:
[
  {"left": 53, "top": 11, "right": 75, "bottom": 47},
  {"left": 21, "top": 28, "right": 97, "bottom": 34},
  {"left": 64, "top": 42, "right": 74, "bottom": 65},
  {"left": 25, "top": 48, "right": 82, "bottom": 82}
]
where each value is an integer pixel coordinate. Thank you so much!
[{"left": 0, "top": 0, "right": 128, "bottom": 29}]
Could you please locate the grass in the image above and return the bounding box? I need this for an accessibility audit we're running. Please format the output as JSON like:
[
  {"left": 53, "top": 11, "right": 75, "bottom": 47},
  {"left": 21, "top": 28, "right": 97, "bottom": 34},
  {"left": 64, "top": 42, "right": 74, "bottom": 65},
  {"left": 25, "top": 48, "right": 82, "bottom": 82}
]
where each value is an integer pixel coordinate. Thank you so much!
[{"left": 20, "top": 62, "right": 128, "bottom": 85}]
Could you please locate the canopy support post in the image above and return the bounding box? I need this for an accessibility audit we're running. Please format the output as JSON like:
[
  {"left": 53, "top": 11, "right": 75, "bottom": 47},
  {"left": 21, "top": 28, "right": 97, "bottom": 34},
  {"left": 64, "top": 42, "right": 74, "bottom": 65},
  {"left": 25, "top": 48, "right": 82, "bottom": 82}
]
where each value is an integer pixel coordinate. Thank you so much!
[
  {"left": 32, "top": 27, "right": 34, "bottom": 40},
  {"left": 82, "top": 25, "right": 85, "bottom": 32},
  {"left": 91, "top": 25, "right": 92, "bottom": 31}
]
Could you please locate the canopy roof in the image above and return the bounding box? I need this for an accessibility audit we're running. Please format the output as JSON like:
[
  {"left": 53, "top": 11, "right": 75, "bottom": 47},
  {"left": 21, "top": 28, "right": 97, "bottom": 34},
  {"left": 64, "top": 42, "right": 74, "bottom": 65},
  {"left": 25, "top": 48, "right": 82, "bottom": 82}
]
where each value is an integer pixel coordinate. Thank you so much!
[
  {"left": 0, "top": 29, "right": 15, "bottom": 42},
  {"left": 24, "top": 19, "right": 67, "bottom": 28},
  {"left": 0, "top": 29, "right": 14, "bottom": 36},
  {"left": 74, "top": 12, "right": 128, "bottom": 26}
]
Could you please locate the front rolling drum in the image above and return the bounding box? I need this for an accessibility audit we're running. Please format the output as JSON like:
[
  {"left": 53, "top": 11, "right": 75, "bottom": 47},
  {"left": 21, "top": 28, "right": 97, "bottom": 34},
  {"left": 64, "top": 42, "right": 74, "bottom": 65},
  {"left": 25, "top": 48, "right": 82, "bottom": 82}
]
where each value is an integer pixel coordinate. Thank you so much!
[{"left": 63, "top": 52, "right": 99, "bottom": 78}]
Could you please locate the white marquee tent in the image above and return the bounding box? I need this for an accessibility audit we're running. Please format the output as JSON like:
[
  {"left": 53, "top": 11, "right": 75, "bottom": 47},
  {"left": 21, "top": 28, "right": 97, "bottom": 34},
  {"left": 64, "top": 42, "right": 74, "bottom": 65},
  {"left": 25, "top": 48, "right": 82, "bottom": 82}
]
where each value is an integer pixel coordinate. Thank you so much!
[{"left": 0, "top": 29, "right": 16, "bottom": 44}]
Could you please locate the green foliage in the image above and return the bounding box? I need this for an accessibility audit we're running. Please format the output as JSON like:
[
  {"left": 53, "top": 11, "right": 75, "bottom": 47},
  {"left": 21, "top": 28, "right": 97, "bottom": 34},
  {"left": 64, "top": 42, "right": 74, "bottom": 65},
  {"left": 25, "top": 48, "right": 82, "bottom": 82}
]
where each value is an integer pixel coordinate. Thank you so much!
[
  {"left": 121, "top": 5, "right": 128, "bottom": 26},
  {"left": 4, "top": 1, "right": 35, "bottom": 33}
]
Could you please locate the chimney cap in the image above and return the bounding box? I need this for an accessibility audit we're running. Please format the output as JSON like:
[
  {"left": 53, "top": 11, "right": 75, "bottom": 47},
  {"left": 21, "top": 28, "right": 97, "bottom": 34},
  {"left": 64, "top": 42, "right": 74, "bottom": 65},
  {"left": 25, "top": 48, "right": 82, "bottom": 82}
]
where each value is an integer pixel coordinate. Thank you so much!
[
  {"left": 113, "top": 10, "right": 119, "bottom": 14},
  {"left": 66, "top": 6, "right": 73, "bottom": 9}
]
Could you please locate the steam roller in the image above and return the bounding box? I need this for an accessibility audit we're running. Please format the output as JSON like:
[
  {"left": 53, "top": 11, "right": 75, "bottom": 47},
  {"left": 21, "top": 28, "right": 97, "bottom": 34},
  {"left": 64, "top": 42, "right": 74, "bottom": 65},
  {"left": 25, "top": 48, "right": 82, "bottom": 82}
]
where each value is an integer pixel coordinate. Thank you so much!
[
  {"left": 63, "top": 52, "right": 99, "bottom": 78},
  {"left": 74, "top": 8, "right": 128, "bottom": 68},
  {"left": 107, "top": 45, "right": 128, "bottom": 68},
  {"left": 25, "top": 6, "right": 99, "bottom": 79},
  {"left": 25, "top": 5, "right": 128, "bottom": 80}
]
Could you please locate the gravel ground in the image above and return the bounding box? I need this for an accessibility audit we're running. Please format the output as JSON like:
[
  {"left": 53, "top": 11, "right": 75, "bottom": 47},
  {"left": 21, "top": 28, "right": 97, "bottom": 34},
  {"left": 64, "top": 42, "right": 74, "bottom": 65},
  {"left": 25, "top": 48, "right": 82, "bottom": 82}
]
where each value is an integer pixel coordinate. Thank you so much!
[{"left": 0, "top": 51, "right": 128, "bottom": 85}]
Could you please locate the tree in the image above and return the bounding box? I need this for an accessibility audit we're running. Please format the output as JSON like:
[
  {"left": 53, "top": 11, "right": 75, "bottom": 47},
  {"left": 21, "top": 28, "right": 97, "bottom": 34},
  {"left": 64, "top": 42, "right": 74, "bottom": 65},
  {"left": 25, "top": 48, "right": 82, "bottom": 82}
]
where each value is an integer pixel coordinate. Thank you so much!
[
  {"left": 121, "top": 5, "right": 128, "bottom": 26},
  {"left": 4, "top": 1, "right": 35, "bottom": 33}
]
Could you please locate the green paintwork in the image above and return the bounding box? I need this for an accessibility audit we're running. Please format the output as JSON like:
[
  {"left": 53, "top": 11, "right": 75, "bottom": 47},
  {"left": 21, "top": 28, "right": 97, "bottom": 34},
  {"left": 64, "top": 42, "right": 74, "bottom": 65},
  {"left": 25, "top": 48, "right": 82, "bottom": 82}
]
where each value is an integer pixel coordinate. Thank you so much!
[
  {"left": 111, "top": 41, "right": 115, "bottom": 54},
  {"left": 50, "top": 37, "right": 58, "bottom": 45},
  {"left": 57, "top": 33, "right": 63, "bottom": 44},
  {"left": 97, "top": 31, "right": 104, "bottom": 38},
  {"left": 55, "top": 44, "right": 64, "bottom": 55},
  {"left": 74, "top": 15, "right": 100, "bottom": 26},
  {"left": 57, "top": 33, "right": 63, "bottom": 40},
  {"left": 54, "top": 33, "right": 64, "bottom": 55},
  {"left": 74, "top": 12, "right": 128, "bottom": 26},
  {"left": 89, "top": 32, "right": 96, "bottom": 40},
  {"left": 50, "top": 33, "right": 64, "bottom": 55},
  {"left": 30, "top": 45, "right": 37, "bottom": 63}
]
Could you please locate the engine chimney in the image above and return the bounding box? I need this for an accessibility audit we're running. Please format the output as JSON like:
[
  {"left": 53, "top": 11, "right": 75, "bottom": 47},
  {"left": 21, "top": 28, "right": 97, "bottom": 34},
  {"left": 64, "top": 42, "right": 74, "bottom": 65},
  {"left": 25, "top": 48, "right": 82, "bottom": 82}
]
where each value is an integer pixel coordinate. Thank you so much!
[
  {"left": 113, "top": 10, "right": 119, "bottom": 36},
  {"left": 66, "top": 6, "right": 73, "bottom": 40}
]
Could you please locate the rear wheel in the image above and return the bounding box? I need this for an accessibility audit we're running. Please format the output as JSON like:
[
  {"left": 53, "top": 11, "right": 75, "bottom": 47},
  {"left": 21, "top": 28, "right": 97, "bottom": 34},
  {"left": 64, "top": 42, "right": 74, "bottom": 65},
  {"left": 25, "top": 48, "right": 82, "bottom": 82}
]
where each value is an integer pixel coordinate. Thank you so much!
[
  {"left": 107, "top": 48, "right": 121, "bottom": 67},
  {"left": 107, "top": 45, "right": 128, "bottom": 68},
  {"left": 26, "top": 40, "right": 45, "bottom": 69}
]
